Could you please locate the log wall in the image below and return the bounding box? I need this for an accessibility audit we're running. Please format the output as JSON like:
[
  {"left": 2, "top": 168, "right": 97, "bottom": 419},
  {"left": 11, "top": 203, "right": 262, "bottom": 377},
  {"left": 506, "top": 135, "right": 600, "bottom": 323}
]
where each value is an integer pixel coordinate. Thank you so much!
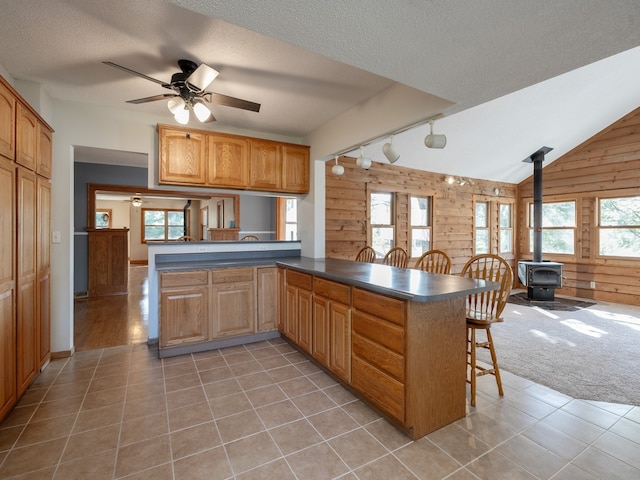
[{"left": 517, "top": 106, "right": 640, "bottom": 306}]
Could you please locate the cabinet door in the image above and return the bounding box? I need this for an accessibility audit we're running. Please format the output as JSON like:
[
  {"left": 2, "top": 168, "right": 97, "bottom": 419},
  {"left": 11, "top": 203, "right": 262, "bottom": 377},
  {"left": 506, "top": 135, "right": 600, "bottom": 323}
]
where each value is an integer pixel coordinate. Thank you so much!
[
  {"left": 284, "top": 284, "right": 298, "bottom": 342},
  {"left": 277, "top": 268, "right": 285, "bottom": 332},
  {"left": 208, "top": 134, "right": 249, "bottom": 187},
  {"left": 212, "top": 282, "right": 255, "bottom": 338},
  {"left": 329, "top": 302, "right": 351, "bottom": 382},
  {"left": 0, "top": 157, "right": 16, "bottom": 419},
  {"left": 249, "top": 140, "right": 281, "bottom": 191},
  {"left": 0, "top": 81, "right": 15, "bottom": 160},
  {"left": 257, "top": 267, "right": 278, "bottom": 332},
  {"left": 160, "top": 285, "right": 209, "bottom": 348},
  {"left": 312, "top": 296, "right": 330, "bottom": 367},
  {"left": 282, "top": 144, "right": 309, "bottom": 193},
  {"left": 297, "top": 289, "right": 312, "bottom": 353},
  {"left": 88, "top": 230, "right": 129, "bottom": 296},
  {"left": 16, "top": 103, "right": 38, "bottom": 171},
  {"left": 37, "top": 125, "right": 52, "bottom": 179},
  {"left": 16, "top": 167, "right": 38, "bottom": 396},
  {"left": 36, "top": 178, "right": 51, "bottom": 367},
  {"left": 159, "top": 127, "right": 207, "bottom": 185}
]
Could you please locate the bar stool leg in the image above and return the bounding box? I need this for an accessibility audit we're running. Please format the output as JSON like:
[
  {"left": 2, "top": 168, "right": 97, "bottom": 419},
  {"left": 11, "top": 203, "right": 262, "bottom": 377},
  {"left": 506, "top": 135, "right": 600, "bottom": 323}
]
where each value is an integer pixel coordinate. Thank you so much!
[{"left": 486, "top": 328, "right": 504, "bottom": 396}]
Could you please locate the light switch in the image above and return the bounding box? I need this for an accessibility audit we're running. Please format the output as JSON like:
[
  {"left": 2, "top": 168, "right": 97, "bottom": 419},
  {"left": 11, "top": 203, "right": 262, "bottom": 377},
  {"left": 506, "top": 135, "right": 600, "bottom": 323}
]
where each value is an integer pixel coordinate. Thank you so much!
[{"left": 52, "top": 231, "right": 61, "bottom": 243}]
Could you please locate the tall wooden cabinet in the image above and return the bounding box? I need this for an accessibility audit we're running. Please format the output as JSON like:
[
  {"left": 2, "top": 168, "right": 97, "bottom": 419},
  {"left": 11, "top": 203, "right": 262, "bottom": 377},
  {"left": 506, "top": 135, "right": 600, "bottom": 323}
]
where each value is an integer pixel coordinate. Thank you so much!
[
  {"left": 87, "top": 228, "right": 129, "bottom": 297},
  {"left": 0, "top": 75, "right": 53, "bottom": 420}
]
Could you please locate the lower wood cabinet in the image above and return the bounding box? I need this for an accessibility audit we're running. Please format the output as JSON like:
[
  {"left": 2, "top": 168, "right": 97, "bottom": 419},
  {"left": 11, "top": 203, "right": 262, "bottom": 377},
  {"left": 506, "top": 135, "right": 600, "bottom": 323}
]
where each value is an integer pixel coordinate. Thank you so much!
[
  {"left": 283, "top": 270, "right": 312, "bottom": 351},
  {"left": 159, "top": 266, "right": 278, "bottom": 351},
  {"left": 87, "top": 229, "right": 129, "bottom": 297}
]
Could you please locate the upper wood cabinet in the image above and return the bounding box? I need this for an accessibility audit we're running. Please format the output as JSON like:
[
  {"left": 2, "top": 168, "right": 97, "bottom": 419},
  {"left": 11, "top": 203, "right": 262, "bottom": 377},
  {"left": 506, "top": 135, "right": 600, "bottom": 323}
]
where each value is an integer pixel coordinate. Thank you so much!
[
  {"left": 208, "top": 134, "right": 249, "bottom": 188},
  {"left": 0, "top": 80, "right": 15, "bottom": 161},
  {"left": 157, "top": 124, "right": 309, "bottom": 194},
  {"left": 37, "top": 125, "right": 52, "bottom": 179},
  {"left": 16, "top": 103, "right": 38, "bottom": 171},
  {"left": 158, "top": 125, "right": 207, "bottom": 185},
  {"left": 249, "top": 139, "right": 282, "bottom": 191}
]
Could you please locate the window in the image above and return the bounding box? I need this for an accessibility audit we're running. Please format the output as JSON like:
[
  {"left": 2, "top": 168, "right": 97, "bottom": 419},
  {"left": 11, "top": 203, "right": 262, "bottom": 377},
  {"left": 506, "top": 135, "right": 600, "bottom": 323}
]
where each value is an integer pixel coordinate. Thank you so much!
[
  {"left": 143, "top": 209, "right": 187, "bottom": 242},
  {"left": 410, "top": 196, "right": 432, "bottom": 257},
  {"left": 528, "top": 200, "right": 575, "bottom": 254},
  {"left": 284, "top": 198, "right": 297, "bottom": 240},
  {"left": 370, "top": 192, "right": 394, "bottom": 257},
  {"left": 95, "top": 209, "right": 112, "bottom": 229},
  {"left": 598, "top": 195, "right": 640, "bottom": 258},
  {"left": 499, "top": 203, "right": 513, "bottom": 253},
  {"left": 475, "top": 201, "right": 489, "bottom": 254}
]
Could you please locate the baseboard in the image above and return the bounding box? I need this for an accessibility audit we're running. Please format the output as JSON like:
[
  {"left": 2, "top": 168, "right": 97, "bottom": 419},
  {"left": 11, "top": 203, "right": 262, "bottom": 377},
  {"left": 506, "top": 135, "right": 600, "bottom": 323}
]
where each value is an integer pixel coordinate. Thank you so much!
[
  {"left": 129, "top": 260, "right": 148, "bottom": 265},
  {"left": 51, "top": 346, "right": 75, "bottom": 359}
]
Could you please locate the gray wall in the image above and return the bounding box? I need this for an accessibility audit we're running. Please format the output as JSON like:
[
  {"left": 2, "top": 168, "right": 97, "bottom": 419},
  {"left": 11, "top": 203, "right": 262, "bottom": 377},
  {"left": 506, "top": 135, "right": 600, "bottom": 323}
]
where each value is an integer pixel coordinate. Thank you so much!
[
  {"left": 240, "top": 196, "right": 276, "bottom": 240},
  {"left": 74, "top": 162, "right": 147, "bottom": 293}
]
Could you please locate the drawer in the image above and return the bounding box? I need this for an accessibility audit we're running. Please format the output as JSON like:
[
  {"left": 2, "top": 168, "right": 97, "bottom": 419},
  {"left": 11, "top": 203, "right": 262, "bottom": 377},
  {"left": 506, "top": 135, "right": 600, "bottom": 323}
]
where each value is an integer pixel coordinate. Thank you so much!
[
  {"left": 351, "top": 355, "right": 404, "bottom": 423},
  {"left": 211, "top": 267, "right": 254, "bottom": 284},
  {"left": 353, "top": 288, "right": 405, "bottom": 326},
  {"left": 352, "top": 311, "right": 404, "bottom": 354},
  {"left": 160, "top": 270, "right": 208, "bottom": 288},
  {"left": 286, "top": 269, "right": 312, "bottom": 290},
  {"left": 352, "top": 332, "right": 404, "bottom": 382},
  {"left": 313, "top": 276, "right": 351, "bottom": 304}
]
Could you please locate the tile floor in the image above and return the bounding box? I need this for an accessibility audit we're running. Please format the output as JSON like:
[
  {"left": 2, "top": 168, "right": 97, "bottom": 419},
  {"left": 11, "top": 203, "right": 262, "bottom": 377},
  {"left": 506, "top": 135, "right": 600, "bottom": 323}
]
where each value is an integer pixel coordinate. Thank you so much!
[{"left": 1, "top": 338, "right": 639, "bottom": 480}]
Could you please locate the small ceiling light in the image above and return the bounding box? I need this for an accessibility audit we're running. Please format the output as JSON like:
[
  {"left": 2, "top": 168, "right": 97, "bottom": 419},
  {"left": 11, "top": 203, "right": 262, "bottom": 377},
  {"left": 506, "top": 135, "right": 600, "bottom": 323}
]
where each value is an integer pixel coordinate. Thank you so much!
[
  {"left": 331, "top": 156, "right": 344, "bottom": 176},
  {"left": 425, "top": 120, "right": 447, "bottom": 149},
  {"left": 494, "top": 187, "right": 501, "bottom": 196},
  {"left": 192, "top": 99, "right": 215, "bottom": 123},
  {"left": 382, "top": 135, "right": 400, "bottom": 163},
  {"left": 445, "top": 175, "right": 456, "bottom": 185},
  {"left": 355, "top": 146, "right": 372, "bottom": 169},
  {"left": 131, "top": 196, "right": 142, "bottom": 208}
]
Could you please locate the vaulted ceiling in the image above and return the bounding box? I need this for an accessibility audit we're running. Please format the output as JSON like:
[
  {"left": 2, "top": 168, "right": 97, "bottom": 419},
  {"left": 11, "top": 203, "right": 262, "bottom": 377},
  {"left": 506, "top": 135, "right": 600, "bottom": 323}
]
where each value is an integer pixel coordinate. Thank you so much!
[{"left": 2, "top": 0, "right": 639, "bottom": 183}]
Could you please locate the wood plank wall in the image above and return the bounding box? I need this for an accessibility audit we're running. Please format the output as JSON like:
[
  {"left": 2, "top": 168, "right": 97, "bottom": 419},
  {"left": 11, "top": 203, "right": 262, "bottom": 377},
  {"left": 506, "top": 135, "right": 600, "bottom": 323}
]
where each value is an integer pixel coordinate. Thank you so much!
[
  {"left": 517, "top": 106, "right": 640, "bottom": 306},
  {"left": 325, "top": 157, "right": 517, "bottom": 274}
]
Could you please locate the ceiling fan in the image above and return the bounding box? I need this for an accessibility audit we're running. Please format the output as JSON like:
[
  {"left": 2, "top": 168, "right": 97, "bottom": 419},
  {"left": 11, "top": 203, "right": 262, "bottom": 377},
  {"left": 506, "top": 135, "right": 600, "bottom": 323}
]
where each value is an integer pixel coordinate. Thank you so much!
[{"left": 103, "top": 59, "right": 261, "bottom": 124}]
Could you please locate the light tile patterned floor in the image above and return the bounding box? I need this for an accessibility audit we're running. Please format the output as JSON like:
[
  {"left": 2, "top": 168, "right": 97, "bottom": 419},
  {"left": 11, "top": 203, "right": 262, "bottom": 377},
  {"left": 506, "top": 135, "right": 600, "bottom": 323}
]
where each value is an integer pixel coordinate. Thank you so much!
[{"left": 1, "top": 338, "right": 639, "bottom": 479}]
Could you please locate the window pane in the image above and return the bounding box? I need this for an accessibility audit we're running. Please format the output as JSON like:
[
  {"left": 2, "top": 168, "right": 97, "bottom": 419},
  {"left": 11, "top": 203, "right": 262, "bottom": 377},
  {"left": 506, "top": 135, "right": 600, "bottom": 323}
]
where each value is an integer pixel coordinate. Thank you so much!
[
  {"left": 530, "top": 229, "right": 575, "bottom": 254},
  {"left": 168, "top": 227, "right": 184, "bottom": 239},
  {"left": 475, "top": 202, "right": 487, "bottom": 228},
  {"left": 600, "top": 197, "right": 640, "bottom": 226},
  {"left": 167, "top": 211, "right": 184, "bottom": 226},
  {"left": 285, "top": 224, "right": 297, "bottom": 241},
  {"left": 285, "top": 198, "right": 297, "bottom": 222},
  {"left": 500, "top": 230, "right": 512, "bottom": 253},
  {"left": 599, "top": 228, "right": 640, "bottom": 257},
  {"left": 499, "top": 204, "right": 511, "bottom": 227},
  {"left": 411, "top": 229, "right": 431, "bottom": 257},
  {"left": 476, "top": 230, "right": 489, "bottom": 254},
  {"left": 372, "top": 227, "right": 394, "bottom": 257},
  {"left": 144, "top": 211, "right": 165, "bottom": 225},
  {"left": 145, "top": 226, "right": 165, "bottom": 240},
  {"left": 371, "top": 193, "right": 392, "bottom": 225},
  {"left": 410, "top": 197, "right": 429, "bottom": 226},
  {"left": 541, "top": 201, "right": 575, "bottom": 227}
]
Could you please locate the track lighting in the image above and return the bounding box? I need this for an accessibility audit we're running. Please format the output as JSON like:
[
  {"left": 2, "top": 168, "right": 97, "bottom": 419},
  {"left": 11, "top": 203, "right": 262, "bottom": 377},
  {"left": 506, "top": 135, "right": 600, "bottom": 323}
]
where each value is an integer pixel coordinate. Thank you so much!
[
  {"left": 355, "top": 146, "right": 372, "bottom": 169},
  {"left": 331, "top": 156, "right": 344, "bottom": 176},
  {"left": 382, "top": 135, "right": 400, "bottom": 163},
  {"left": 424, "top": 120, "right": 447, "bottom": 149},
  {"left": 444, "top": 175, "right": 474, "bottom": 186}
]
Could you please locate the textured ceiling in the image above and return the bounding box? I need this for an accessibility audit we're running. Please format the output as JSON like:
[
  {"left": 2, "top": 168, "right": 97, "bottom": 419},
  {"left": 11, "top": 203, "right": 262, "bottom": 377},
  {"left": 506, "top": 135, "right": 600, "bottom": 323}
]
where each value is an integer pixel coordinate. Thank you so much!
[{"left": 2, "top": 0, "right": 640, "bottom": 182}]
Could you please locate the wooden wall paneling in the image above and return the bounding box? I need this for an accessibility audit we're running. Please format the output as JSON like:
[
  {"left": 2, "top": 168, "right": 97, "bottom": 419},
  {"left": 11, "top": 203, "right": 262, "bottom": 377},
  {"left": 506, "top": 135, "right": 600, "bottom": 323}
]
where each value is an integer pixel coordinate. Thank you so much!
[
  {"left": 16, "top": 167, "right": 38, "bottom": 396},
  {"left": 0, "top": 157, "right": 16, "bottom": 419}
]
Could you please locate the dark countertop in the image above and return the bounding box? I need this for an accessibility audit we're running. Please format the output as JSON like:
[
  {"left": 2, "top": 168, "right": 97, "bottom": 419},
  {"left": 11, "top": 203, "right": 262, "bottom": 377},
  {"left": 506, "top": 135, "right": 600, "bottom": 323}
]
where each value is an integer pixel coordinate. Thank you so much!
[
  {"left": 155, "top": 257, "right": 291, "bottom": 271},
  {"left": 277, "top": 257, "right": 497, "bottom": 302}
]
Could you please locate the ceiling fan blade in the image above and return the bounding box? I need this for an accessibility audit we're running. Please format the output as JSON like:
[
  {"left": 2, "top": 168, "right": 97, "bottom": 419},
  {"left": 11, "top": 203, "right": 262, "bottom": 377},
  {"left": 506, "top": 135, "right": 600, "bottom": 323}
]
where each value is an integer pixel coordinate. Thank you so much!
[
  {"left": 126, "top": 94, "right": 177, "bottom": 104},
  {"left": 206, "top": 92, "right": 261, "bottom": 112},
  {"left": 186, "top": 63, "right": 219, "bottom": 91},
  {"left": 103, "top": 61, "right": 171, "bottom": 88}
]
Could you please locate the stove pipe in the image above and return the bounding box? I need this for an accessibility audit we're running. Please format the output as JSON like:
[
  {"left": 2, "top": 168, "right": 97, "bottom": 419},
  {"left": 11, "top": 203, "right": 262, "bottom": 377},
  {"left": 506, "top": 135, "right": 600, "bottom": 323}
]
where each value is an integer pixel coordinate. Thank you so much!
[{"left": 522, "top": 146, "right": 553, "bottom": 262}]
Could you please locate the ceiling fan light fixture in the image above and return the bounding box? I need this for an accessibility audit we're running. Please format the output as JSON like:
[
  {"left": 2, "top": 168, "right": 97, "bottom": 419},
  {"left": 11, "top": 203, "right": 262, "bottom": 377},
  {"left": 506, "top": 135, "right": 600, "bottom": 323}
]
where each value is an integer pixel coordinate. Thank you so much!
[
  {"left": 193, "top": 100, "right": 215, "bottom": 122},
  {"left": 167, "top": 97, "right": 185, "bottom": 114},
  {"left": 174, "top": 106, "right": 190, "bottom": 125},
  {"left": 131, "top": 196, "right": 142, "bottom": 208}
]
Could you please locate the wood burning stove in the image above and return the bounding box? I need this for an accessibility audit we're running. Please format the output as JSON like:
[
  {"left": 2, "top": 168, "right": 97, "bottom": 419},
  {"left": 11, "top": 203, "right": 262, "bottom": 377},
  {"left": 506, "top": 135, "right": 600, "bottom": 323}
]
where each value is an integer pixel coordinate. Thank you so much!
[{"left": 519, "top": 147, "right": 563, "bottom": 301}]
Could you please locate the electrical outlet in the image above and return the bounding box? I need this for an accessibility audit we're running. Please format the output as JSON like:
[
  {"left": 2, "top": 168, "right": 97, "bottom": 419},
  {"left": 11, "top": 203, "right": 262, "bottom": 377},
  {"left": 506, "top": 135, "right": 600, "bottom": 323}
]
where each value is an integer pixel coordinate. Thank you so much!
[
  {"left": 197, "top": 246, "right": 207, "bottom": 252},
  {"left": 589, "top": 281, "right": 596, "bottom": 289}
]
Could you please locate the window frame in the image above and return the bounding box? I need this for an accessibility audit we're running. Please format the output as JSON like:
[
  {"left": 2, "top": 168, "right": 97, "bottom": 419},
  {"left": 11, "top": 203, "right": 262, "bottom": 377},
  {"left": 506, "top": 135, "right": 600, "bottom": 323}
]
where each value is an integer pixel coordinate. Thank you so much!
[
  {"left": 498, "top": 202, "right": 513, "bottom": 254},
  {"left": 141, "top": 208, "right": 189, "bottom": 243},
  {"left": 409, "top": 194, "right": 432, "bottom": 258},
  {"left": 526, "top": 199, "right": 577, "bottom": 256},
  {"left": 368, "top": 190, "right": 396, "bottom": 259},
  {"left": 474, "top": 200, "right": 490, "bottom": 254}
]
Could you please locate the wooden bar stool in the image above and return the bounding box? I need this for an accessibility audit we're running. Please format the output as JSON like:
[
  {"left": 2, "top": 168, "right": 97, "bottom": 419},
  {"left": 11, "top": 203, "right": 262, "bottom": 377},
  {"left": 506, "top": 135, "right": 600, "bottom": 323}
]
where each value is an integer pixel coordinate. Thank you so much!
[
  {"left": 383, "top": 247, "right": 408, "bottom": 268},
  {"left": 460, "top": 254, "right": 513, "bottom": 406},
  {"left": 413, "top": 249, "right": 452, "bottom": 274},
  {"left": 355, "top": 245, "right": 376, "bottom": 263}
]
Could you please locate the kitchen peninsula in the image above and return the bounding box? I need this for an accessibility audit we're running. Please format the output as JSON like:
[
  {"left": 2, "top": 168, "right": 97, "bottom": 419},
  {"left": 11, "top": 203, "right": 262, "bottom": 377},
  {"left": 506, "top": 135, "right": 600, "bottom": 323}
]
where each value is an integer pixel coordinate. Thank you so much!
[{"left": 148, "top": 243, "right": 496, "bottom": 439}]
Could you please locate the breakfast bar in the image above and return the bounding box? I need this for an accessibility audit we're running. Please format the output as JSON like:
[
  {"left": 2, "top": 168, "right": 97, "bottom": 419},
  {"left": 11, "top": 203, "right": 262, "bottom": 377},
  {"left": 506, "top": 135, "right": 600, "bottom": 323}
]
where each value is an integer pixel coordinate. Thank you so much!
[{"left": 276, "top": 257, "right": 496, "bottom": 439}]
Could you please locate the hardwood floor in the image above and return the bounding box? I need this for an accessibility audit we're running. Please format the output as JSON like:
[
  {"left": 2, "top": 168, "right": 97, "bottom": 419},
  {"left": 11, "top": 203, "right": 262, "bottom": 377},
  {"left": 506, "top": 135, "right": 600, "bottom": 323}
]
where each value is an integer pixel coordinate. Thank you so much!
[{"left": 73, "top": 265, "right": 149, "bottom": 351}]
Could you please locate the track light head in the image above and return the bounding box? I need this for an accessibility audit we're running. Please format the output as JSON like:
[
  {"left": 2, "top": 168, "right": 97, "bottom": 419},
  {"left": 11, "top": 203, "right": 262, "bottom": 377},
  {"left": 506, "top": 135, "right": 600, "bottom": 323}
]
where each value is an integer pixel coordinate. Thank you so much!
[
  {"left": 356, "top": 146, "right": 372, "bottom": 169},
  {"left": 331, "top": 156, "right": 344, "bottom": 176},
  {"left": 382, "top": 136, "right": 400, "bottom": 163},
  {"left": 424, "top": 120, "right": 447, "bottom": 149}
]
